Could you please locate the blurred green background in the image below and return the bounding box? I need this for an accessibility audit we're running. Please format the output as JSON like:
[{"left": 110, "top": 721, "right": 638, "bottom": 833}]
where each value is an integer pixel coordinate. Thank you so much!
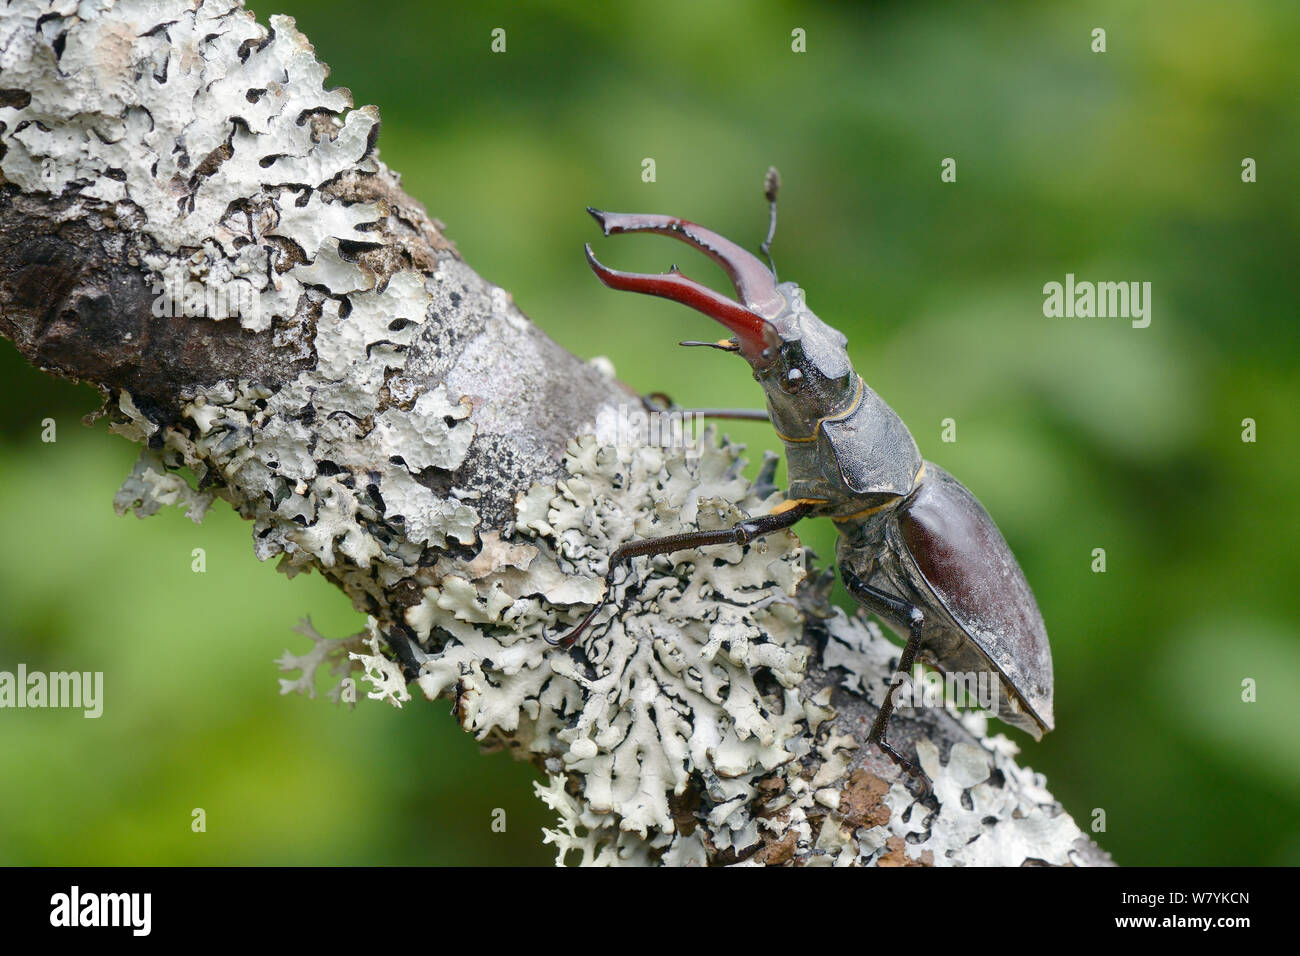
[{"left": 2, "top": 0, "right": 1296, "bottom": 865}]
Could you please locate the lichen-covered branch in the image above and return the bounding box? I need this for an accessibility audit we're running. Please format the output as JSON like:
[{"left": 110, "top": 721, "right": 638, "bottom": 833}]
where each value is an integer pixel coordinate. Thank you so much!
[{"left": 0, "top": 0, "right": 1110, "bottom": 866}]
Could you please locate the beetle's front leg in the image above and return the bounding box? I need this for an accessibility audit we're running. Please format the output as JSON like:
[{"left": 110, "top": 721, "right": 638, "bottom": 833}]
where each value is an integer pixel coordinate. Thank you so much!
[
  {"left": 840, "top": 567, "right": 928, "bottom": 780},
  {"left": 548, "top": 500, "right": 816, "bottom": 648}
]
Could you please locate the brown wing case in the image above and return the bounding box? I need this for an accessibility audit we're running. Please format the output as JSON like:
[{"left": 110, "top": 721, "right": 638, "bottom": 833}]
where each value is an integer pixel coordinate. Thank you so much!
[{"left": 897, "top": 463, "right": 1055, "bottom": 735}]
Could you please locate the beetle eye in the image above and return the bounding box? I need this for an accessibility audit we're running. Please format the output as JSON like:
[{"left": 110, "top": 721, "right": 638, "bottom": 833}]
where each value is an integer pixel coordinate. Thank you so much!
[{"left": 780, "top": 367, "right": 804, "bottom": 393}]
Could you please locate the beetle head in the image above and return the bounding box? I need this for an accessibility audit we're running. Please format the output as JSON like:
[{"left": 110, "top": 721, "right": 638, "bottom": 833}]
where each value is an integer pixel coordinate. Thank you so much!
[
  {"left": 584, "top": 208, "right": 857, "bottom": 438},
  {"left": 751, "top": 284, "right": 855, "bottom": 440}
]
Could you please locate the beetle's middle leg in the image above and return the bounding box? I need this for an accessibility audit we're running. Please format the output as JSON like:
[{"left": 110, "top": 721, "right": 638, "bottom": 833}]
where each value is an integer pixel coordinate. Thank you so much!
[
  {"left": 548, "top": 500, "right": 815, "bottom": 648},
  {"left": 840, "top": 568, "right": 927, "bottom": 779},
  {"left": 643, "top": 392, "right": 769, "bottom": 423}
]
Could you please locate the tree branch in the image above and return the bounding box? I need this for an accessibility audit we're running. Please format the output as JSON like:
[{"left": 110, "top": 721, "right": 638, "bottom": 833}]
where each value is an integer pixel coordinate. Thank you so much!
[{"left": 0, "top": 0, "right": 1110, "bottom": 866}]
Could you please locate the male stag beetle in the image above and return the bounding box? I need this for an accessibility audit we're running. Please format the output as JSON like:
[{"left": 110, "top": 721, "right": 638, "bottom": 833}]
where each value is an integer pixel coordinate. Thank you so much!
[{"left": 550, "top": 170, "right": 1053, "bottom": 777}]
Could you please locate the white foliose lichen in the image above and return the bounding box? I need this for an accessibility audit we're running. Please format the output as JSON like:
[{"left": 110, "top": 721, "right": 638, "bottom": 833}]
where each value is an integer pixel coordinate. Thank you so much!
[
  {"left": 527, "top": 605, "right": 1091, "bottom": 867},
  {"left": 1, "top": 0, "right": 381, "bottom": 332},
  {"left": 790, "top": 611, "right": 1090, "bottom": 868},
  {"left": 405, "top": 432, "right": 811, "bottom": 840},
  {"left": 274, "top": 617, "right": 366, "bottom": 705},
  {"left": 4, "top": 0, "right": 494, "bottom": 596}
]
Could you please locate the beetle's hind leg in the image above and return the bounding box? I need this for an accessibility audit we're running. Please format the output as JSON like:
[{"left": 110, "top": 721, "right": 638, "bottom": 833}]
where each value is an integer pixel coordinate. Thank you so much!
[
  {"left": 548, "top": 501, "right": 815, "bottom": 648},
  {"left": 840, "top": 567, "right": 928, "bottom": 781},
  {"left": 542, "top": 566, "right": 635, "bottom": 648}
]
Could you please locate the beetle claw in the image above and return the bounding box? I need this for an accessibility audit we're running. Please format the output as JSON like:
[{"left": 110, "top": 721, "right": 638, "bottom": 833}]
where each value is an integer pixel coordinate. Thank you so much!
[
  {"left": 584, "top": 207, "right": 784, "bottom": 317},
  {"left": 584, "top": 243, "right": 778, "bottom": 362}
]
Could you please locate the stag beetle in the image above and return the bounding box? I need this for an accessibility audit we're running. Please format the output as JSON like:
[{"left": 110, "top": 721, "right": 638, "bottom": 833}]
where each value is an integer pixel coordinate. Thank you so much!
[{"left": 550, "top": 171, "right": 1053, "bottom": 777}]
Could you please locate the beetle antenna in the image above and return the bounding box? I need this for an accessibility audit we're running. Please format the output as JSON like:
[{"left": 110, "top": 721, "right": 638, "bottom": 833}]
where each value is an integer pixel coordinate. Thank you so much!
[
  {"left": 679, "top": 339, "right": 740, "bottom": 352},
  {"left": 760, "top": 166, "right": 780, "bottom": 278}
]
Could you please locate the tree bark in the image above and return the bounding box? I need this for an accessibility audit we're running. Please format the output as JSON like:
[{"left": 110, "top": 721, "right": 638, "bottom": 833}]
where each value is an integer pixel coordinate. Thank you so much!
[{"left": 0, "top": 0, "right": 1110, "bottom": 866}]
